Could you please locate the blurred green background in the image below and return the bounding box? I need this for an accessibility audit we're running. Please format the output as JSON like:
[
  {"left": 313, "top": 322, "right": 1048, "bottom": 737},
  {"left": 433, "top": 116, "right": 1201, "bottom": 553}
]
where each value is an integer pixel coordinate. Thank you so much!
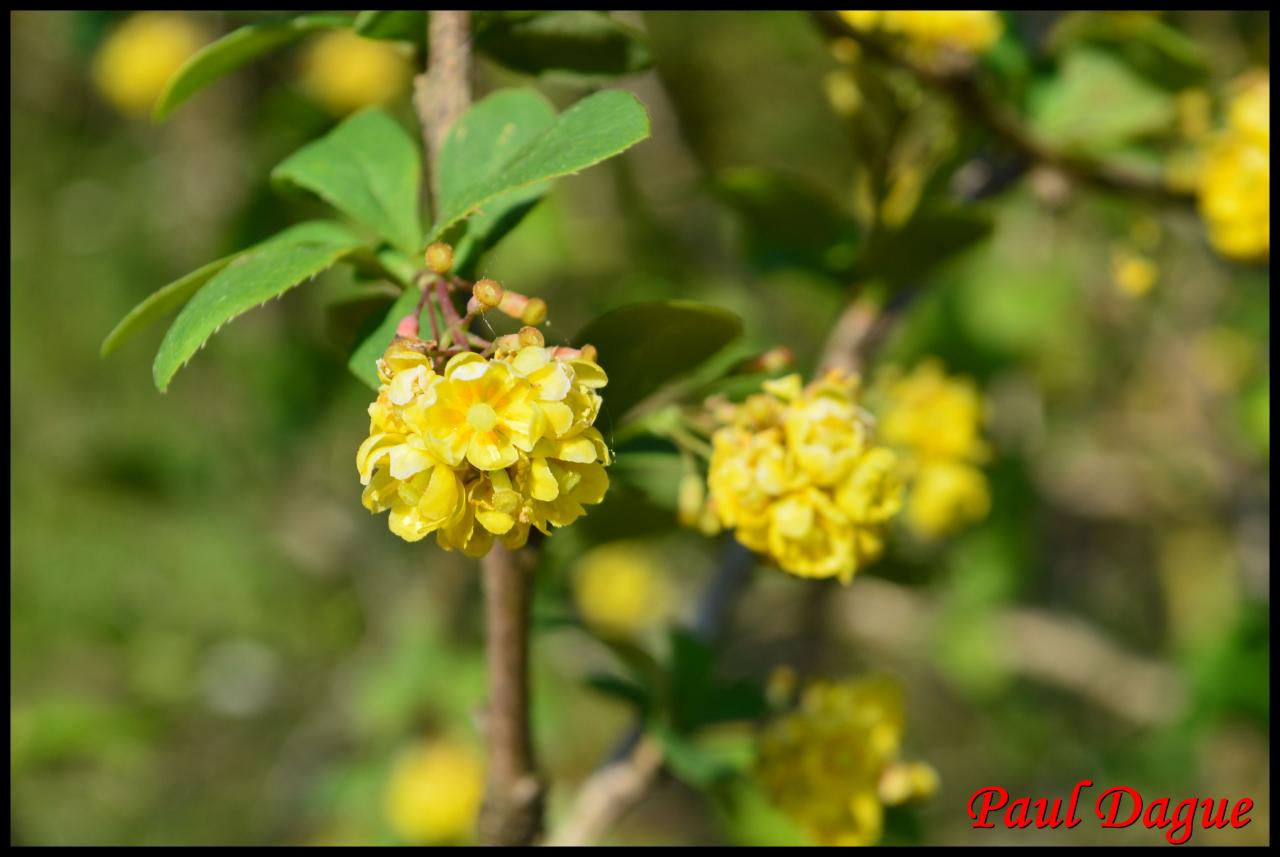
[{"left": 9, "top": 10, "right": 1270, "bottom": 845}]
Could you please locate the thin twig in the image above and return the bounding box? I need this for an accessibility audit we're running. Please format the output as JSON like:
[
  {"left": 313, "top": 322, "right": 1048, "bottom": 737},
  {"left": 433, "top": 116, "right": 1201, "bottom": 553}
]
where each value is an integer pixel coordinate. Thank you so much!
[{"left": 545, "top": 733, "right": 665, "bottom": 847}]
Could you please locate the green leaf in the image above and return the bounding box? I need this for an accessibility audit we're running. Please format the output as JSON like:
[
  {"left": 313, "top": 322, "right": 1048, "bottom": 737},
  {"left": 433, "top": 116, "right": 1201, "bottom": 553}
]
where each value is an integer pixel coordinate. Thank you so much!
[
  {"left": 476, "top": 11, "right": 652, "bottom": 79},
  {"left": 102, "top": 220, "right": 363, "bottom": 358},
  {"left": 609, "top": 447, "right": 683, "bottom": 513},
  {"left": 353, "top": 10, "right": 425, "bottom": 45},
  {"left": 858, "top": 207, "right": 993, "bottom": 290},
  {"left": 273, "top": 108, "right": 423, "bottom": 256},
  {"left": 346, "top": 285, "right": 420, "bottom": 390},
  {"left": 430, "top": 89, "right": 650, "bottom": 240},
  {"left": 1030, "top": 48, "right": 1176, "bottom": 154},
  {"left": 1049, "top": 12, "right": 1209, "bottom": 91},
  {"left": 573, "top": 300, "right": 744, "bottom": 420},
  {"left": 584, "top": 673, "right": 651, "bottom": 715},
  {"left": 153, "top": 13, "right": 354, "bottom": 120},
  {"left": 153, "top": 226, "right": 365, "bottom": 391},
  {"left": 435, "top": 89, "right": 558, "bottom": 272},
  {"left": 713, "top": 167, "right": 861, "bottom": 279}
]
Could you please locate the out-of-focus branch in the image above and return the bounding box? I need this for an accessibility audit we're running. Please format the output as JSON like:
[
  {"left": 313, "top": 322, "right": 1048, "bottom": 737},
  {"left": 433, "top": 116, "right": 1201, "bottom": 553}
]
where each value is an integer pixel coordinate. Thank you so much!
[
  {"left": 547, "top": 540, "right": 754, "bottom": 846},
  {"left": 812, "top": 11, "right": 1191, "bottom": 204},
  {"left": 480, "top": 545, "right": 546, "bottom": 846},
  {"left": 415, "top": 10, "right": 472, "bottom": 216},
  {"left": 545, "top": 732, "right": 664, "bottom": 847},
  {"left": 828, "top": 576, "right": 1189, "bottom": 727}
]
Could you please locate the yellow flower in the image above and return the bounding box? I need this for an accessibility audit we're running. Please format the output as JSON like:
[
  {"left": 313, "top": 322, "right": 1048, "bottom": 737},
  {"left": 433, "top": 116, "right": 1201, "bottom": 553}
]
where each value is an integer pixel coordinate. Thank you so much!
[
  {"left": 1111, "top": 248, "right": 1158, "bottom": 298},
  {"left": 878, "top": 359, "right": 987, "bottom": 463},
  {"left": 755, "top": 676, "right": 934, "bottom": 847},
  {"left": 300, "top": 28, "right": 413, "bottom": 116},
  {"left": 426, "top": 353, "right": 544, "bottom": 472},
  {"left": 573, "top": 543, "right": 670, "bottom": 636},
  {"left": 1198, "top": 73, "right": 1269, "bottom": 262},
  {"left": 707, "top": 371, "right": 902, "bottom": 582},
  {"left": 385, "top": 739, "right": 483, "bottom": 845},
  {"left": 876, "top": 360, "right": 992, "bottom": 539},
  {"left": 907, "top": 460, "right": 991, "bottom": 539},
  {"left": 357, "top": 337, "right": 611, "bottom": 554},
  {"left": 839, "top": 10, "right": 1003, "bottom": 58},
  {"left": 92, "top": 13, "right": 205, "bottom": 116}
]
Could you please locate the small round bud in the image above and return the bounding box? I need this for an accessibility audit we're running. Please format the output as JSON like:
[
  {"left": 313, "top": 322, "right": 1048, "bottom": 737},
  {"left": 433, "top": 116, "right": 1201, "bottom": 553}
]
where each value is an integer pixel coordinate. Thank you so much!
[
  {"left": 473, "top": 278, "right": 504, "bottom": 309},
  {"left": 521, "top": 297, "right": 547, "bottom": 326},
  {"left": 424, "top": 242, "right": 454, "bottom": 274},
  {"left": 395, "top": 313, "right": 420, "bottom": 338},
  {"left": 518, "top": 325, "right": 545, "bottom": 348},
  {"left": 578, "top": 344, "right": 598, "bottom": 363}
]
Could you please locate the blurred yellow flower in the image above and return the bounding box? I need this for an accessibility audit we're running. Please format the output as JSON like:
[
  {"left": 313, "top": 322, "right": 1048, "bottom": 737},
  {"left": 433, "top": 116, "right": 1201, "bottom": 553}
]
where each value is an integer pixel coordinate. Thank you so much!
[
  {"left": 906, "top": 459, "right": 991, "bottom": 539},
  {"left": 878, "top": 359, "right": 987, "bottom": 463},
  {"left": 1197, "top": 73, "right": 1269, "bottom": 262},
  {"left": 573, "top": 543, "right": 670, "bottom": 636},
  {"left": 385, "top": 740, "right": 483, "bottom": 845},
  {"left": 1111, "top": 248, "right": 1159, "bottom": 298},
  {"left": 300, "top": 28, "right": 413, "bottom": 116},
  {"left": 877, "top": 360, "right": 992, "bottom": 539},
  {"left": 839, "top": 10, "right": 1003, "bottom": 59},
  {"left": 91, "top": 13, "right": 206, "bottom": 116},
  {"left": 755, "top": 676, "right": 936, "bottom": 847},
  {"left": 707, "top": 370, "right": 902, "bottom": 582},
  {"left": 358, "top": 337, "right": 610, "bottom": 556}
]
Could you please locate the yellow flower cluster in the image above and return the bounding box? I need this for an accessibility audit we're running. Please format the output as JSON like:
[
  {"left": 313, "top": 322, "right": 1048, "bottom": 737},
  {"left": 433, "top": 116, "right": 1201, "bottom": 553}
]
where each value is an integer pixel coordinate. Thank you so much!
[
  {"left": 300, "top": 29, "right": 413, "bottom": 116},
  {"left": 877, "top": 360, "right": 990, "bottom": 539},
  {"left": 357, "top": 337, "right": 611, "bottom": 555},
  {"left": 838, "top": 10, "right": 1003, "bottom": 59},
  {"left": 92, "top": 12, "right": 205, "bottom": 116},
  {"left": 755, "top": 677, "right": 937, "bottom": 847},
  {"left": 1198, "top": 73, "right": 1270, "bottom": 261},
  {"left": 707, "top": 371, "right": 903, "bottom": 583},
  {"left": 384, "top": 739, "right": 483, "bottom": 844}
]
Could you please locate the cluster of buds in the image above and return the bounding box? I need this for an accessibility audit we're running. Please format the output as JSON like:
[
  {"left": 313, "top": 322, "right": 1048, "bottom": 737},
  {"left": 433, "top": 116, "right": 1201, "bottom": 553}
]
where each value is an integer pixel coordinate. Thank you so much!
[
  {"left": 1197, "top": 73, "right": 1270, "bottom": 262},
  {"left": 357, "top": 243, "right": 610, "bottom": 555},
  {"left": 837, "top": 10, "right": 1003, "bottom": 66},
  {"left": 755, "top": 675, "right": 938, "bottom": 847}
]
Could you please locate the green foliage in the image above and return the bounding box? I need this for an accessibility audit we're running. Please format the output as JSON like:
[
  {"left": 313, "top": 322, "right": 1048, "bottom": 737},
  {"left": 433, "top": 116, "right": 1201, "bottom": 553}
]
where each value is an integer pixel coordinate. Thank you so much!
[
  {"left": 1030, "top": 48, "right": 1176, "bottom": 153},
  {"left": 346, "top": 286, "right": 420, "bottom": 390},
  {"left": 476, "top": 11, "right": 652, "bottom": 79},
  {"left": 858, "top": 207, "right": 994, "bottom": 291},
  {"left": 1050, "top": 12, "right": 1210, "bottom": 91},
  {"left": 435, "top": 89, "right": 557, "bottom": 272},
  {"left": 573, "top": 301, "right": 745, "bottom": 421},
  {"left": 429, "top": 89, "right": 651, "bottom": 240},
  {"left": 713, "top": 167, "right": 861, "bottom": 280},
  {"left": 103, "top": 220, "right": 366, "bottom": 359},
  {"left": 272, "top": 108, "right": 423, "bottom": 256},
  {"left": 153, "top": 13, "right": 354, "bottom": 120},
  {"left": 353, "top": 10, "right": 425, "bottom": 46},
  {"left": 153, "top": 224, "right": 365, "bottom": 391}
]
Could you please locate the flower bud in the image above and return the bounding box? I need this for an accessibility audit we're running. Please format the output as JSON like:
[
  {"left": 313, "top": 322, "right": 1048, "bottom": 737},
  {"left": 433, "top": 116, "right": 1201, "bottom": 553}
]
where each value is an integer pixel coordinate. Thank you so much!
[
  {"left": 424, "top": 242, "right": 453, "bottom": 274},
  {"left": 473, "top": 277, "right": 503, "bottom": 309},
  {"left": 579, "top": 344, "right": 598, "bottom": 363},
  {"left": 518, "top": 325, "right": 545, "bottom": 348},
  {"left": 395, "top": 313, "right": 420, "bottom": 338},
  {"left": 493, "top": 333, "right": 522, "bottom": 353},
  {"left": 521, "top": 298, "right": 547, "bottom": 326}
]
